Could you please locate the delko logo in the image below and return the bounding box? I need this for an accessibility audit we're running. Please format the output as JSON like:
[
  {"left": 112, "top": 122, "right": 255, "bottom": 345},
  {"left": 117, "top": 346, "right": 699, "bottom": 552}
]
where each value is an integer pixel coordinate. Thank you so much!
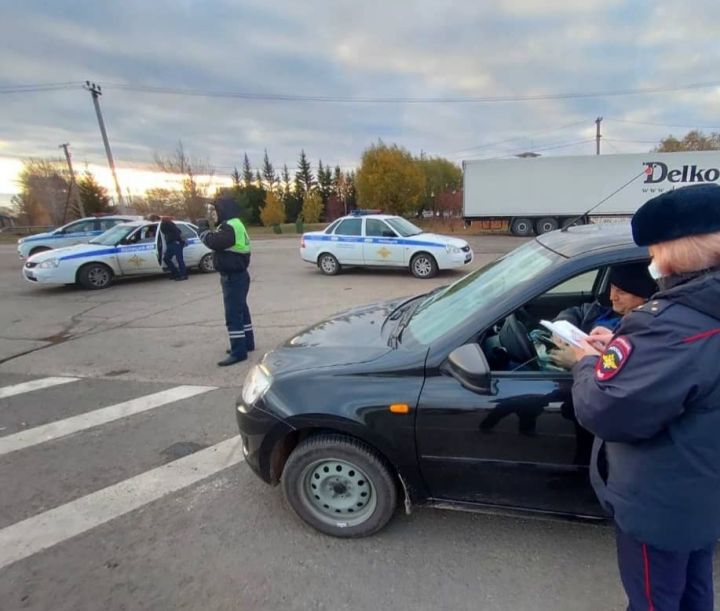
[{"left": 644, "top": 161, "right": 720, "bottom": 184}]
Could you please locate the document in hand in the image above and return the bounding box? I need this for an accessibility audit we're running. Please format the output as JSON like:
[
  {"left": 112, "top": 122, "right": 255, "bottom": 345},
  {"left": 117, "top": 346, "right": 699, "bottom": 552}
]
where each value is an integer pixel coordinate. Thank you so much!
[{"left": 540, "top": 320, "right": 589, "bottom": 348}]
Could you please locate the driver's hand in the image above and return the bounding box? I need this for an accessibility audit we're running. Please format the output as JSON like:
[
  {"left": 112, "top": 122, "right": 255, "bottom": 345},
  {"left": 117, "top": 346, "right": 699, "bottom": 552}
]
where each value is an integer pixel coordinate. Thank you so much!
[{"left": 549, "top": 343, "right": 578, "bottom": 369}]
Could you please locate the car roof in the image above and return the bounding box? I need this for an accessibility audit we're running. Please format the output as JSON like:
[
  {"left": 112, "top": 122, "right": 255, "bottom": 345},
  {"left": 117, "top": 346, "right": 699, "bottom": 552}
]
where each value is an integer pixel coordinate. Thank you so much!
[
  {"left": 536, "top": 222, "right": 640, "bottom": 258},
  {"left": 337, "top": 214, "right": 399, "bottom": 221}
]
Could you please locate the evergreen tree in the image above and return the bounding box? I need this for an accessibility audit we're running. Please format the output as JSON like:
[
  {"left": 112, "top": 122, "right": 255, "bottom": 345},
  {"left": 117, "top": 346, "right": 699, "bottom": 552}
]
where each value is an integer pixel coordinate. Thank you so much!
[
  {"left": 255, "top": 169, "right": 263, "bottom": 186},
  {"left": 262, "top": 150, "right": 277, "bottom": 192},
  {"left": 231, "top": 167, "right": 242, "bottom": 190},
  {"left": 77, "top": 170, "right": 111, "bottom": 215},
  {"left": 294, "top": 149, "right": 315, "bottom": 197},
  {"left": 242, "top": 154, "right": 254, "bottom": 188},
  {"left": 317, "top": 160, "right": 333, "bottom": 205}
]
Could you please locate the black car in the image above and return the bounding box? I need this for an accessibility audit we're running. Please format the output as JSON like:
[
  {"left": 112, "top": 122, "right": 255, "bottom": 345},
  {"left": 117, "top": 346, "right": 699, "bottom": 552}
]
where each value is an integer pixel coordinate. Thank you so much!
[{"left": 236, "top": 224, "right": 648, "bottom": 537}]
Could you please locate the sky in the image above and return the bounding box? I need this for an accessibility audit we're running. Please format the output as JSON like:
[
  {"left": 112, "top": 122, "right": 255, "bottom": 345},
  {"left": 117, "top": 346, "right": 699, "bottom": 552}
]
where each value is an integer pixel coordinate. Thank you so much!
[{"left": 1, "top": 0, "right": 720, "bottom": 208}]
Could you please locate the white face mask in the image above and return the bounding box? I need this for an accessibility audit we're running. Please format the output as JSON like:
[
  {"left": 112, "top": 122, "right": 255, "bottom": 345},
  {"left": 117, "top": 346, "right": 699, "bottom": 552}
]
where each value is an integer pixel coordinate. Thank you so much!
[{"left": 648, "top": 260, "right": 663, "bottom": 280}]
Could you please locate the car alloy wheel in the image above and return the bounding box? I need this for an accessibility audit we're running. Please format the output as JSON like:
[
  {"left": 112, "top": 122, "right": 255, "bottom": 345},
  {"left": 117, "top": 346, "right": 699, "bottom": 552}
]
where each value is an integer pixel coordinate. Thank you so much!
[
  {"left": 318, "top": 253, "right": 340, "bottom": 275},
  {"left": 78, "top": 263, "right": 113, "bottom": 290},
  {"left": 410, "top": 253, "right": 438, "bottom": 279},
  {"left": 199, "top": 253, "right": 215, "bottom": 273}
]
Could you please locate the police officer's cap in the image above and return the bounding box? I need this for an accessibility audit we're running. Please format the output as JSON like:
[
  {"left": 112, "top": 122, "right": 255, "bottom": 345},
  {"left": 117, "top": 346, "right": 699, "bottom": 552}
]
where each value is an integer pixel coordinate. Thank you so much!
[{"left": 632, "top": 184, "right": 720, "bottom": 246}]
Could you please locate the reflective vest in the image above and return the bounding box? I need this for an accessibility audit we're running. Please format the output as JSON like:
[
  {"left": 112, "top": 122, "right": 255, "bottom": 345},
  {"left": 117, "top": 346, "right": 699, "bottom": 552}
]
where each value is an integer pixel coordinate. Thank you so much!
[{"left": 226, "top": 218, "right": 251, "bottom": 254}]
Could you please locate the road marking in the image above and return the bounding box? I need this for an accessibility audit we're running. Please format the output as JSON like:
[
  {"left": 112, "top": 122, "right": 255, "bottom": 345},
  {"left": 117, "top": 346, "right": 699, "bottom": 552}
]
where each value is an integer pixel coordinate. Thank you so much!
[
  {"left": 0, "top": 435, "right": 244, "bottom": 571},
  {"left": 0, "top": 377, "right": 79, "bottom": 400},
  {"left": 0, "top": 385, "right": 216, "bottom": 457}
]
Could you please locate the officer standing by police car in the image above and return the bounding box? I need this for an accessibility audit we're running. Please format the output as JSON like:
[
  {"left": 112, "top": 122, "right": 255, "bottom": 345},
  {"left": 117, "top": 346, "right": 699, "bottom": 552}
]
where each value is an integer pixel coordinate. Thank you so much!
[
  {"left": 570, "top": 184, "right": 720, "bottom": 611},
  {"left": 198, "top": 195, "right": 255, "bottom": 366}
]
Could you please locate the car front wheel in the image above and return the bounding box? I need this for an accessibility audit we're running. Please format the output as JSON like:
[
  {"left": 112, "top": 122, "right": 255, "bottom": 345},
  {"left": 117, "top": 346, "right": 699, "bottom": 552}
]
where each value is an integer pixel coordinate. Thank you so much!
[
  {"left": 281, "top": 434, "right": 398, "bottom": 537},
  {"left": 410, "top": 252, "right": 438, "bottom": 279},
  {"left": 317, "top": 253, "right": 341, "bottom": 276},
  {"left": 77, "top": 263, "right": 113, "bottom": 290}
]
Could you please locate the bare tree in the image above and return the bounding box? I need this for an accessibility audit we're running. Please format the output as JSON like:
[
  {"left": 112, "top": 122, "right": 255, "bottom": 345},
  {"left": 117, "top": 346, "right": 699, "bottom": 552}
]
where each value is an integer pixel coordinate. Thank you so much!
[
  {"left": 155, "top": 141, "right": 215, "bottom": 220},
  {"left": 12, "top": 158, "right": 71, "bottom": 226}
]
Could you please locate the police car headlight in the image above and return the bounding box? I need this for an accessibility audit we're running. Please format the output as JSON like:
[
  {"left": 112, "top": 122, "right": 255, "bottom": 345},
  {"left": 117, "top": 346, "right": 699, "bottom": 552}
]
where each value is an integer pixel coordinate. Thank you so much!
[
  {"left": 241, "top": 364, "right": 272, "bottom": 407},
  {"left": 445, "top": 245, "right": 462, "bottom": 254},
  {"left": 37, "top": 258, "right": 60, "bottom": 269}
]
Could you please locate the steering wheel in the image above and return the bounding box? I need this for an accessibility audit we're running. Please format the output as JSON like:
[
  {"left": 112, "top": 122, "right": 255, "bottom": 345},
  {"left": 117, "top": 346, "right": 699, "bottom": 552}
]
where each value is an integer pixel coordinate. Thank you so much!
[{"left": 498, "top": 313, "right": 538, "bottom": 369}]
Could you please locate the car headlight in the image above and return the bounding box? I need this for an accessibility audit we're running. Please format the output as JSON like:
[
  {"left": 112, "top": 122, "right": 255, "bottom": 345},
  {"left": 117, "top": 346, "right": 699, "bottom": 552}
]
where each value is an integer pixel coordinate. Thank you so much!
[
  {"left": 37, "top": 258, "right": 60, "bottom": 269},
  {"left": 445, "top": 245, "right": 462, "bottom": 254},
  {"left": 241, "top": 364, "right": 272, "bottom": 407}
]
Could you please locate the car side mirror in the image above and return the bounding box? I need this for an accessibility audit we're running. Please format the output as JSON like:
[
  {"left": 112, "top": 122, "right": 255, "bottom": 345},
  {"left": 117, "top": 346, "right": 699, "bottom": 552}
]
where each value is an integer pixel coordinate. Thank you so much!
[{"left": 442, "top": 344, "right": 492, "bottom": 394}]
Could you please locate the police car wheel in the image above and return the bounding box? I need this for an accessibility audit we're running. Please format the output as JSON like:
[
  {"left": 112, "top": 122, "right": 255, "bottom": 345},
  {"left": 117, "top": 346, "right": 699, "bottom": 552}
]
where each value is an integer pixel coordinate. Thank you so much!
[
  {"left": 198, "top": 253, "right": 215, "bottom": 273},
  {"left": 282, "top": 434, "right": 398, "bottom": 538},
  {"left": 77, "top": 263, "right": 113, "bottom": 290},
  {"left": 29, "top": 246, "right": 51, "bottom": 257},
  {"left": 318, "top": 253, "right": 341, "bottom": 276},
  {"left": 410, "top": 253, "right": 438, "bottom": 279}
]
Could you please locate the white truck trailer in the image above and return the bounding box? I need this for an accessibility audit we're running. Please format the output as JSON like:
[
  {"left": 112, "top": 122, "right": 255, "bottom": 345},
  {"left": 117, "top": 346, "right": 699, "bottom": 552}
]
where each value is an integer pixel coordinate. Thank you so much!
[{"left": 463, "top": 151, "right": 720, "bottom": 236}]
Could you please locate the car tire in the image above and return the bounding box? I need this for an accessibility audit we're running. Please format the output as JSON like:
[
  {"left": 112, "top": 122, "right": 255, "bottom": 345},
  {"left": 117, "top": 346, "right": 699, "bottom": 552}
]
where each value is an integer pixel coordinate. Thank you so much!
[
  {"left": 317, "top": 253, "right": 341, "bottom": 276},
  {"left": 29, "top": 246, "right": 51, "bottom": 257},
  {"left": 198, "top": 253, "right": 215, "bottom": 273},
  {"left": 410, "top": 252, "right": 438, "bottom": 279},
  {"left": 281, "top": 434, "right": 398, "bottom": 538},
  {"left": 510, "top": 218, "right": 534, "bottom": 236},
  {"left": 535, "top": 217, "right": 559, "bottom": 235},
  {"left": 77, "top": 263, "right": 113, "bottom": 290}
]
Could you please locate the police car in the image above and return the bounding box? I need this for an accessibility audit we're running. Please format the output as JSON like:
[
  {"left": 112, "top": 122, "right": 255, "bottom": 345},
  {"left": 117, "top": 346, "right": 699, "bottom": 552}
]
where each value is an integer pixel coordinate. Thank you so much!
[
  {"left": 300, "top": 212, "right": 473, "bottom": 278},
  {"left": 17, "top": 214, "right": 141, "bottom": 259},
  {"left": 237, "top": 223, "right": 652, "bottom": 537},
  {"left": 22, "top": 220, "right": 215, "bottom": 290}
]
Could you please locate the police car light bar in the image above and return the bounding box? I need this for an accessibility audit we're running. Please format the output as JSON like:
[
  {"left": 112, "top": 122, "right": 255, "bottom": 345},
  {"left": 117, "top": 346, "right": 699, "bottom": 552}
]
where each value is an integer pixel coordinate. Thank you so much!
[{"left": 350, "top": 209, "right": 383, "bottom": 217}]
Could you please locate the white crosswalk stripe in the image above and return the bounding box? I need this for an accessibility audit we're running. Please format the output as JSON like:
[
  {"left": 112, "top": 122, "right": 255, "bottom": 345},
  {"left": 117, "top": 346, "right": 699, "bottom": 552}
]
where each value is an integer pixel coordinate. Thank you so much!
[
  {"left": 0, "top": 435, "right": 244, "bottom": 571},
  {"left": 0, "top": 377, "right": 79, "bottom": 400},
  {"left": 0, "top": 385, "right": 216, "bottom": 457}
]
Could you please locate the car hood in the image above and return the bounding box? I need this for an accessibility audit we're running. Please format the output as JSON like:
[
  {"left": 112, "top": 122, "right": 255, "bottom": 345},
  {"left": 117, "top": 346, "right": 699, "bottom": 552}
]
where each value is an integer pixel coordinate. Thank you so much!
[
  {"left": 28, "top": 242, "right": 114, "bottom": 263},
  {"left": 19, "top": 231, "right": 54, "bottom": 244},
  {"left": 415, "top": 233, "right": 468, "bottom": 248},
  {"left": 262, "top": 298, "right": 407, "bottom": 374}
]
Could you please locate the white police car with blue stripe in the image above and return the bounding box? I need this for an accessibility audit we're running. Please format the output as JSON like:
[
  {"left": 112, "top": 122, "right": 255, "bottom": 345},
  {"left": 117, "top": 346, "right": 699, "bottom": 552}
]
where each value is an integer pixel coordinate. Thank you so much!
[
  {"left": 301, "top": 213, "right": 473, "bottom": 278},
  {"left": 22, "top": 220, "right": 215, "bottom": 289},
  {"left": 17, "top": 215, "right": 141, "bottom": 259}
]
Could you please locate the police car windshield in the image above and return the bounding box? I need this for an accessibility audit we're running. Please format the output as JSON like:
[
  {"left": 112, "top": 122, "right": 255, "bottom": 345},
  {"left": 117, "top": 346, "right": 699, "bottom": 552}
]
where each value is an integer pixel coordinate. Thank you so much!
[
  {"left": 385, "top": 218, "right": 423, "bottom": 237},
  {"left": 405, "top": 240, "right": 562, "bottom": 345},
  {"left": 89, "top": 225, "right": 134, "bottom": 245}
]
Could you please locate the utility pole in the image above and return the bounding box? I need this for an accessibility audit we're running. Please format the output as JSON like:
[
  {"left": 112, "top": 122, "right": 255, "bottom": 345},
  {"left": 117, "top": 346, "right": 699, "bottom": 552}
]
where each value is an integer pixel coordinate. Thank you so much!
[
  {"left": 595, "top": 116, "right": 603, "bottom": 155},
  {"left": 59, "top": 143, "right": 85, "bottom": 221},
  {"left": 83, "top": 81, "right": 125, "bottom": 212}
]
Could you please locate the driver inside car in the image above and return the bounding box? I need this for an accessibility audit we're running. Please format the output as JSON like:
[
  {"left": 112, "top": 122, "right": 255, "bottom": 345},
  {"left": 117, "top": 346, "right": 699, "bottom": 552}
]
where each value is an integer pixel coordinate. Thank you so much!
[{"left": 549, "top": 262, "right": 657, "bottom": 369}]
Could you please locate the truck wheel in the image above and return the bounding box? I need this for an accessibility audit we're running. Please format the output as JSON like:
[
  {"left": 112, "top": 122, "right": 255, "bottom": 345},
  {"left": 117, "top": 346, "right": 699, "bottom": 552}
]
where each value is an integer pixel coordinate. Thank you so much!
[
  {"left": 535, "top": 217, "right": 559, "bottom": 235},
  {"left": 410, "top": 253, "right": 438, "bottom": 279},
  {"left": 318, "top": 253, "right": 341, "bottom": 275},
  {"left": 510, "top": 218, "right": 534, "bottom": 236},
  {"left": 281, "top": 434, "right": 398, "bottom": 538},
  {"left": 77, "top": 263, "right": 113, "bottom": 290}
]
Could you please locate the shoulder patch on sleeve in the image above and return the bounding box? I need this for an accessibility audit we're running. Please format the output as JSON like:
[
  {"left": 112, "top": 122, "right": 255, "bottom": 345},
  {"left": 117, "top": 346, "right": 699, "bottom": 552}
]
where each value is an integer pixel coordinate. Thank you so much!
[{"left": 595, "top": 336, "right": 634, "bottom": 381}]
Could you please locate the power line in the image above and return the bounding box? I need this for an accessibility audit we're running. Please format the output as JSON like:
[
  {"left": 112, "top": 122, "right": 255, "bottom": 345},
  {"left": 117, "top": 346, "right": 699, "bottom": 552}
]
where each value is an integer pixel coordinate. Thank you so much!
[
  {"left": 486, "top": 138, "right": 597, "bottom": 159},
  {"left": 0, "top": 82, "right": 80, "bottom": 94},
  {"left": 605, "top": 118, "right": 720, "bottom": 129},
  {"left": 95, "top": 79, "right": 720, "bottom": 104}
]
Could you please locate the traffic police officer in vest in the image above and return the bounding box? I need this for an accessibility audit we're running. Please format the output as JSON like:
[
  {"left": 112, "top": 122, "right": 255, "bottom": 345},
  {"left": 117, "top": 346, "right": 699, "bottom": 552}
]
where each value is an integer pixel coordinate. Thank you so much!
[
  {"left": 570, "top": 183, "right": 720, "bottom": 611},
  {"left": 199, "top": 195, "right": 254, "bottom": 366}
]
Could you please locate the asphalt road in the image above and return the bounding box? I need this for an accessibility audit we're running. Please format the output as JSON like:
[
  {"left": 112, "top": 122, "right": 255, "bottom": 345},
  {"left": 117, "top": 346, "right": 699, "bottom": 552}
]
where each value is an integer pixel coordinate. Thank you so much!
[{"left": 0, "top": 235, "right": 714, "bottom": 610}]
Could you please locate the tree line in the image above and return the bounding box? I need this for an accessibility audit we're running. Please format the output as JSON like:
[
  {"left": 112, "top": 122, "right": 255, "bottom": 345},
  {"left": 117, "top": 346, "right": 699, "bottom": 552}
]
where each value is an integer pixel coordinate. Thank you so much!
[{"left": 11, "top": 130, "right": 719, "bottom": 228}]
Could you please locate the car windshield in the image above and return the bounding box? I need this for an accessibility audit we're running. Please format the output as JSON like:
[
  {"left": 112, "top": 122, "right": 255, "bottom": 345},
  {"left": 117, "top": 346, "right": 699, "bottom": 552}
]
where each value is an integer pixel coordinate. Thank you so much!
[
  {"left": 89, "top": 225, "right": 135, "bottom": 245},
  {"left": 385, "top": 217, "right": 423, "bottom": 237},
  {"left": 404, "top": 240, "right": 563, "bottom": 345}
]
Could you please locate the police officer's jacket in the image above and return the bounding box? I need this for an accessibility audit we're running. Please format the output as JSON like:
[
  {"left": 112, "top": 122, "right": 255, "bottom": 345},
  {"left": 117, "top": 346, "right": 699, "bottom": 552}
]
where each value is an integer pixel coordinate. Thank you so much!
[
  {"left": 200, "top": 198, "right": 251, "bottom": 273},
  {"left": 572, "top": 268, "right": 720, "bottom": 552}
]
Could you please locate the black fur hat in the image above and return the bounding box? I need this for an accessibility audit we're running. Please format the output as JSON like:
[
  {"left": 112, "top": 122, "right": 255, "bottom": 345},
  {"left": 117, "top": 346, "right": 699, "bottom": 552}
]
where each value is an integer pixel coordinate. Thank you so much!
[
  {"left": 632, "top": 184, "right": 720, "bottom": 246},
  {"left": 608, "top": 263, "right": 657, "bottom": 299}
]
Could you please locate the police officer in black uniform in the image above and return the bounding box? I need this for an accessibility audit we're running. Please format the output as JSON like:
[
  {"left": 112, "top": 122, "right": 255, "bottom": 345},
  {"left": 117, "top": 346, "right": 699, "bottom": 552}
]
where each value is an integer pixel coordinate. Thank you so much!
[
  {"left": 571, "top": 184, "right": 720, "bottom": 611},
  {"left": 199, "top": 196, "right": 254, "bottom": 367}
]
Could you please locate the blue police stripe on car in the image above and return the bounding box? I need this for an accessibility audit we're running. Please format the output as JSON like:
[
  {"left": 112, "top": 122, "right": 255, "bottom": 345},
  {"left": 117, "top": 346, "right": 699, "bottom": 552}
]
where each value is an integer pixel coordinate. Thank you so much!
[
  {"left": 59, "top": 248, "right": 120, "bottom": 261},
  {"left": 23, "top": 230, "right": 105, "bottom": 243},
  {"left": 303, "top": 234, "right": 444, "bottom": 248}
]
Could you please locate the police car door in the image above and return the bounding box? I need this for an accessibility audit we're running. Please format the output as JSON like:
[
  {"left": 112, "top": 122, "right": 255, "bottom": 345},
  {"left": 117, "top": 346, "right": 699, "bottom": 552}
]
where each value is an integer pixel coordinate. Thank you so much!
[
  {"left": 117, "top": 224, "right": 162, "bottom": 274},
  {"left": 330, "top": 217, "right": 363, "bottom": 264},
  {"left": 58, "top": 219, "right": 100, "bottom": 247},
  {"left": 363, "top": 219, "right": 404, "bottom": 266},
  {"left": 177, "top": 223, "right": 203, "bottom": 265}
]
